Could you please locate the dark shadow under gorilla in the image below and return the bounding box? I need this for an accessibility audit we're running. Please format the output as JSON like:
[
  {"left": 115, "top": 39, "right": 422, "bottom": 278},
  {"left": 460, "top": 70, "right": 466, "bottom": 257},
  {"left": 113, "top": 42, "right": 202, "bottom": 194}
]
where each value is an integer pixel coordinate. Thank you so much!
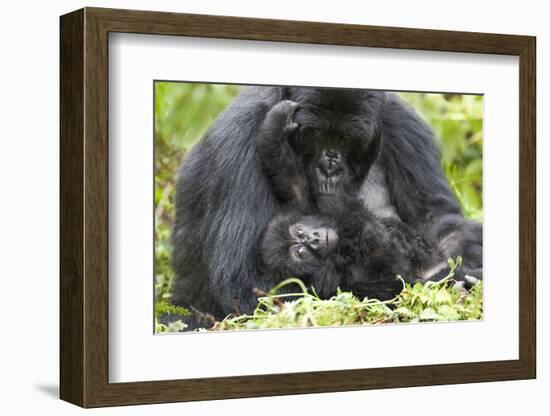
[{"left": 170, "top": 86, "right": 483, "bottom": 324}]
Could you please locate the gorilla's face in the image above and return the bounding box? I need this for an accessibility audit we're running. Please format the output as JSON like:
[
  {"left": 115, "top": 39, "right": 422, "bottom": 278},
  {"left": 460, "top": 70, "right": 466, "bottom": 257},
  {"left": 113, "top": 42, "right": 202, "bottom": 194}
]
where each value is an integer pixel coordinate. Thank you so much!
[
  {"left": 287, "top": 88, "right": 385, "bottom": 196},
  {"left": 288, "top": 220, "right": 339, "bottom": 261},
  {"left": 293, "top": 123, "right": 358, "bottom": 195},
  {"left": 260, "top": 214, "right": 338, "bottom": 281}
]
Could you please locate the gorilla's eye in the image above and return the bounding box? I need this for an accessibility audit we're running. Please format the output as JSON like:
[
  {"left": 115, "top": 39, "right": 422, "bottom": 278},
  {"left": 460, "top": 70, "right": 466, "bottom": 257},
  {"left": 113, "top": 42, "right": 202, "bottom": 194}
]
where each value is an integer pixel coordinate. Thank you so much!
[
  {"left": 311, "top": 128, "right": 322, "bottom": 139},
  {"left": 291, "top": 244, "right": 308, "bottom": 261},
  {"left": 291, "top": 224, "right": 305, "bottom": 239}
]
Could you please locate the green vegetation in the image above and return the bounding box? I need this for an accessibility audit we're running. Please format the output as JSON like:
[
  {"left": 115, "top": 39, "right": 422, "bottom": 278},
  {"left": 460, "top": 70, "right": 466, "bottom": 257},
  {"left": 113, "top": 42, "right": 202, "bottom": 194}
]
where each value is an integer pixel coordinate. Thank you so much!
[
  {"left": 212, "top": 259, "right": 482, "bottom": 331},
  {"left": 154, "top": 84, "right": 483, "bottom": 332}
]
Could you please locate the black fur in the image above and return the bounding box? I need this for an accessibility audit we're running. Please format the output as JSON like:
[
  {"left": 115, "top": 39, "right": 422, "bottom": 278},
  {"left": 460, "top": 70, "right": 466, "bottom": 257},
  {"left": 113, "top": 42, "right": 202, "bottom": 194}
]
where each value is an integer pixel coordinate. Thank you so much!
[{"left": 171, "top": 86, "right": 482, "bottom": 323}]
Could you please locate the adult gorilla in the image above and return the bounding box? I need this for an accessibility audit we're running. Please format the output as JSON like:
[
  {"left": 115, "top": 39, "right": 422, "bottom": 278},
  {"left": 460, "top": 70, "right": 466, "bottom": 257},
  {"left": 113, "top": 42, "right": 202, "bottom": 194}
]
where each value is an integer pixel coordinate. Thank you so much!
[{"left": 170, "top": 86, "right": 481, "bottom": 321}]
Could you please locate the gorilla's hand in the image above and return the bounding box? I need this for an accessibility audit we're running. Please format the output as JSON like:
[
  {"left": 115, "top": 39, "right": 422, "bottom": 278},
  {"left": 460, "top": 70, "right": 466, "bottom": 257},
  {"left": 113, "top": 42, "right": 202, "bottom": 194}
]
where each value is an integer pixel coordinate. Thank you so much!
[
  {"left": 452, "top": 269, "right": 482, "bottom": 291},
  {"left": 257, "top": 100, "right": 312, "bottom": 211},
  {"left": 259, "top": 100, "right": 299, "bottom": 142}
]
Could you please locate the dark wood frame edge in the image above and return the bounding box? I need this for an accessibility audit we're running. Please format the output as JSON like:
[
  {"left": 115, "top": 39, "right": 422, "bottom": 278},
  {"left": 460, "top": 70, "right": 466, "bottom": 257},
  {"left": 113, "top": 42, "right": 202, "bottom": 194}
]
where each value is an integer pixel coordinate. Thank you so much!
[{"left": 60, "top": 7, "right": 536, "bottom": 408}]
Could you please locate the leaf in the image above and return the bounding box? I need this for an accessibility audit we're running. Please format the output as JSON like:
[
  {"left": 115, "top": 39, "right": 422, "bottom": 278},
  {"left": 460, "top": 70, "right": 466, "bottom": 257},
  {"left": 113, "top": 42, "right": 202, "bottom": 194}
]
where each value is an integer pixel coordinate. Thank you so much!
[
  {"left": 394, "top": 307, "right": 414, "bottom": 318},
  {"left": 419, "top": 308, "right": 440, "bottom": 321},
  {"left": 437, "top": 305, "right": 460, "bottom": 321},
  {"left": 435, "top": 289, "right": 452, "bottom": 304}
]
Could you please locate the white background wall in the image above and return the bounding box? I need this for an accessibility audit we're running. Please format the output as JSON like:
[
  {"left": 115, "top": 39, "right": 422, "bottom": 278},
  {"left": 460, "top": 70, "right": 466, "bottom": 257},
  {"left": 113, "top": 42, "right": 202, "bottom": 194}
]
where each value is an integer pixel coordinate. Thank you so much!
[{"left": 0, "top": 0, "right": 545, "bottom": 414}]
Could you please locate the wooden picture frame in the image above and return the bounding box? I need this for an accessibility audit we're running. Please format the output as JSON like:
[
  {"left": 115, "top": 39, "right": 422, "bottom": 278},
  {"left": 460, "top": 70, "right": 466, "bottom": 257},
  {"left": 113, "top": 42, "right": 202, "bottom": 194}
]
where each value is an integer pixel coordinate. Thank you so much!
[{"left": 60, "top": 7, "right": 536, "bottom": 408}]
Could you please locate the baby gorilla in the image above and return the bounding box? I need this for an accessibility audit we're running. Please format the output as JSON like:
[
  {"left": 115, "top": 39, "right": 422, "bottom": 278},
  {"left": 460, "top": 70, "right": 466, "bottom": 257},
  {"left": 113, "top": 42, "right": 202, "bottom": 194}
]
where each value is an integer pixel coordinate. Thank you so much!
[{"left": 259, "top": 198, "right": 448, "bottom": 301}]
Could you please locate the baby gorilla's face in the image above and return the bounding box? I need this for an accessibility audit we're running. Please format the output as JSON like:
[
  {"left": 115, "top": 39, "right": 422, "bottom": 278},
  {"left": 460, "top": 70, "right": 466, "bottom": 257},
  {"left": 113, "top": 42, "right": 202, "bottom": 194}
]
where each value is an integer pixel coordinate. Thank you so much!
[
  {"left": 260, "top": 214, "right": 339, "bottom": 281},
  {"left": 288, "top": 221, "right": 338, "bottom": 262}
]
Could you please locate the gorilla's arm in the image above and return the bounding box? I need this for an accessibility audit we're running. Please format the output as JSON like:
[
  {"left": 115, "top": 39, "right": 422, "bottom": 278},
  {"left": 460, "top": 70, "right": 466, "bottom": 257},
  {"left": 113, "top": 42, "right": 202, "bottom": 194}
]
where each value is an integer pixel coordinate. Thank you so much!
[
  {"left": 424, "top": 217, "right": 483, "bottom": 287},
  {"left": 256, "top": 100, "right": 313, "bottom": 213}
]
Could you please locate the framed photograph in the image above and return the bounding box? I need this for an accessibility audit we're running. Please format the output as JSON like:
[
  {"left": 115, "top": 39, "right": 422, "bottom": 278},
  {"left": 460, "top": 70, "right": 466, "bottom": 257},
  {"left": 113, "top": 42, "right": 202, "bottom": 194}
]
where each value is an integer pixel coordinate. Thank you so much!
[{"left": 60, "top": 7, "right": 536, "bottom": 408}]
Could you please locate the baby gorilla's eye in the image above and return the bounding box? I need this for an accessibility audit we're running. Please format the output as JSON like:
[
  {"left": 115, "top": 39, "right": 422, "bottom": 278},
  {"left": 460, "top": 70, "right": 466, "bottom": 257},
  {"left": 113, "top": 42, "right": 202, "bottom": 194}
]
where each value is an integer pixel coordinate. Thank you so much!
[
  {"left": 291, "top": 244, "right": 308, "bottom": 261},
  {"left": 296, "top": 228, "right": 304, "bottom": 238}
]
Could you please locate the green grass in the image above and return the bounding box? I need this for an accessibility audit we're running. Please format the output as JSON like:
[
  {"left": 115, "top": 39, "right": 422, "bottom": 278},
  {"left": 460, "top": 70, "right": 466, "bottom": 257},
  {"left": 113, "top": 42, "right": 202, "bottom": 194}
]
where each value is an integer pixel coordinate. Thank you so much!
[{"left": 157, "top": 258, "right": 483, "bottom": 333}]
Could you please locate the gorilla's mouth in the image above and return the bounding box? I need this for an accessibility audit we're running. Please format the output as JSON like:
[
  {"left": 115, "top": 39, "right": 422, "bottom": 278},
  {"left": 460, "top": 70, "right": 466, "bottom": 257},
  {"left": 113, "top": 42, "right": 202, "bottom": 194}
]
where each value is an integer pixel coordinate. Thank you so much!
[
  {"left": 316, "top": 168, "right": 342, "bottom": 194},
  {"left": 325, "top": 228, "right": 338, "bottom": 253},
  {"left": 315, "top": 227, "right": 339, "bottom": 258}
]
